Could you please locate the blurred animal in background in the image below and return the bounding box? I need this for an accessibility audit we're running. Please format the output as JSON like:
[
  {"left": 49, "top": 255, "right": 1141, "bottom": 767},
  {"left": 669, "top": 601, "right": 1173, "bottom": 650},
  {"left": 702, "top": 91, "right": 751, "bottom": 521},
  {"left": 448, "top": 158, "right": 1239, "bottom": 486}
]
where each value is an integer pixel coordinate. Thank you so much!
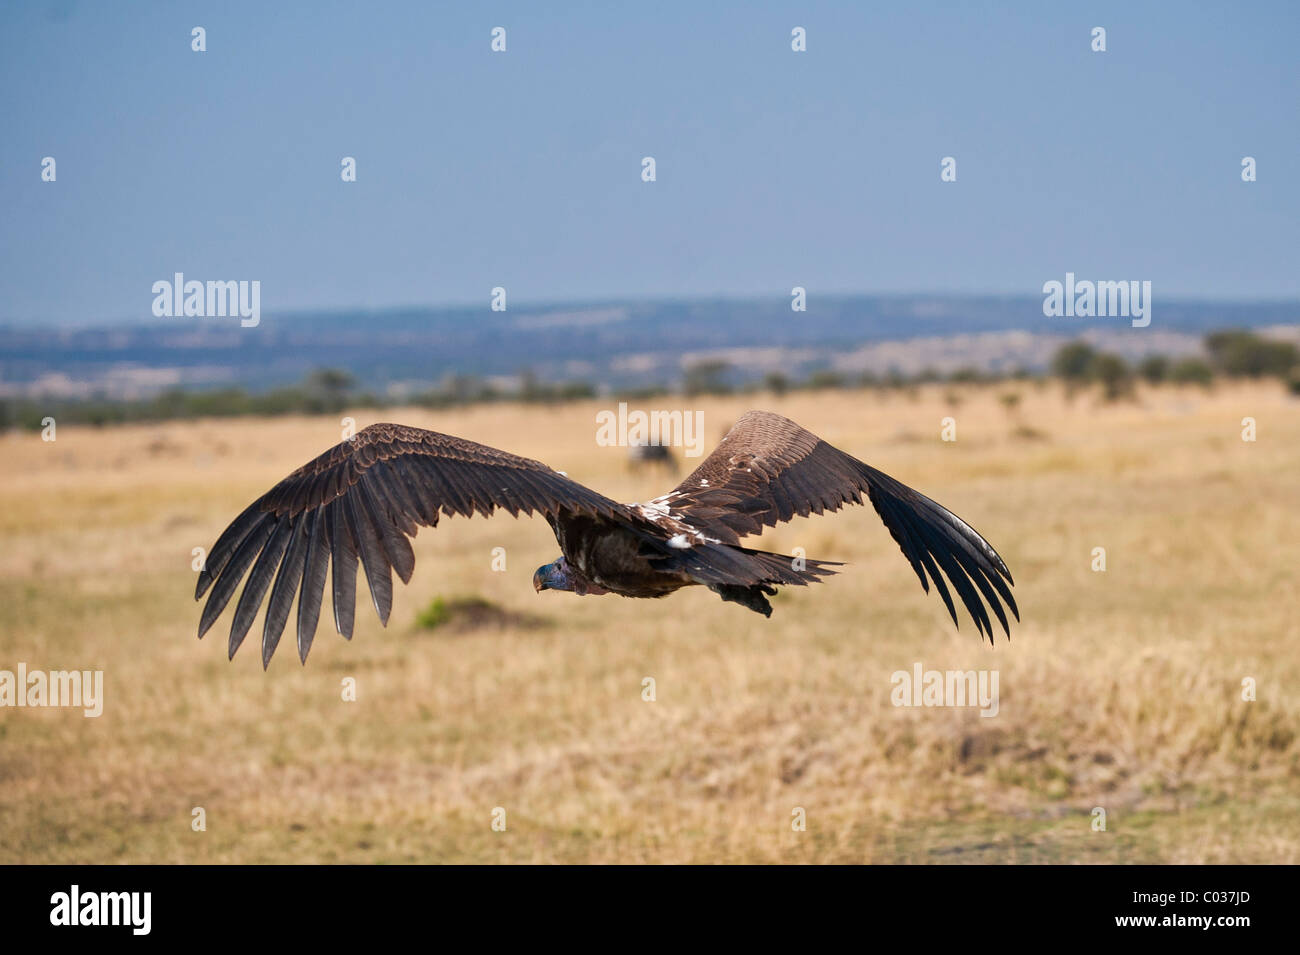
[
  {"left": 627, "top": 441, "right": 677, "bottom": 475},
  {"left": 195, "top": 411, "right": 1017, "bottom": 667}
]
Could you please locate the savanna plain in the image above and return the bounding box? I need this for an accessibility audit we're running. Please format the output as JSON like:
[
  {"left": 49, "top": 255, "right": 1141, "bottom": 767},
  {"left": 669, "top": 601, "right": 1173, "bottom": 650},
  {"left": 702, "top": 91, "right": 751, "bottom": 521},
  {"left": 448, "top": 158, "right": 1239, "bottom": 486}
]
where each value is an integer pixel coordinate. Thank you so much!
[{"left": 2, "top": 382, "right": 1297, "bottom": 863}]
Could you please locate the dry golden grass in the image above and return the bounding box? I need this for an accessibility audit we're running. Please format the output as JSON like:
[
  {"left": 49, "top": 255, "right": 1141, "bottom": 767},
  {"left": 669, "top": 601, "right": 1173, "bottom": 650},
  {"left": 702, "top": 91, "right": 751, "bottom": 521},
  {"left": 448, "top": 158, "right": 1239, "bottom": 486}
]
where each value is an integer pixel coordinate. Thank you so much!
[{"left": 2, "top": 382, "right": 1298, "bottom": 863}]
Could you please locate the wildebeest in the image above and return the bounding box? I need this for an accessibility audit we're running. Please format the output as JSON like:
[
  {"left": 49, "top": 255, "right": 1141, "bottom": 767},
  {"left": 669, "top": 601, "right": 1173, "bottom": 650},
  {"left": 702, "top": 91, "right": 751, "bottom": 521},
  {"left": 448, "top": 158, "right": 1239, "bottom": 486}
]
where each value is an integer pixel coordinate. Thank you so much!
[{"left": 627, "top": 441, "right": 677, "bottom": 474}]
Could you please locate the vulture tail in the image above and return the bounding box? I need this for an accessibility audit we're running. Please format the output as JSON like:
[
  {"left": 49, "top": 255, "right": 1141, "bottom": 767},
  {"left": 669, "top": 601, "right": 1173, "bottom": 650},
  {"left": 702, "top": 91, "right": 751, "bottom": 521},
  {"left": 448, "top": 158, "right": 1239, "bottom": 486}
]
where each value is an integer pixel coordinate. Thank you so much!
[{"left": 650, "top": 541, "right": 840, "bottom": 589}]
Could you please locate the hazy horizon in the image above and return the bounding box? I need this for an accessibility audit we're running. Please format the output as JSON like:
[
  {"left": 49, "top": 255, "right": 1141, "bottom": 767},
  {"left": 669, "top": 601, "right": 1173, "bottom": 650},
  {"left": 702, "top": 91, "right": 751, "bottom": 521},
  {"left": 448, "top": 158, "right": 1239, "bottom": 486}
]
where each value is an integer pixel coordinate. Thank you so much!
[{"left": 2, "top": 288, "right": 1298, "bottom": 331}]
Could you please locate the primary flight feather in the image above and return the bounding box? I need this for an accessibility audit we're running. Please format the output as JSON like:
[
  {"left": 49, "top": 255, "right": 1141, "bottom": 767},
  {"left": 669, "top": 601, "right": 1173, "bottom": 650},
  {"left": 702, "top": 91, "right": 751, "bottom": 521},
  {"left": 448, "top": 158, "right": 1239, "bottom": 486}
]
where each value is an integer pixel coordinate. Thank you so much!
[{"left": 195, "top": 411, "right": 1018, "bottom": 666}]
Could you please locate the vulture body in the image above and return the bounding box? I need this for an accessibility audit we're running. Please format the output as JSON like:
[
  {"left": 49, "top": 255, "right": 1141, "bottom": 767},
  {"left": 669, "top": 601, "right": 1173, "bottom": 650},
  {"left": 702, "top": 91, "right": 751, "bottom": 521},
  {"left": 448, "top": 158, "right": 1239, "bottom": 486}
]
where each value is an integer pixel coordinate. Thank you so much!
[{"left": 195, "top": 411, "right": 1018, "bottom": 667}]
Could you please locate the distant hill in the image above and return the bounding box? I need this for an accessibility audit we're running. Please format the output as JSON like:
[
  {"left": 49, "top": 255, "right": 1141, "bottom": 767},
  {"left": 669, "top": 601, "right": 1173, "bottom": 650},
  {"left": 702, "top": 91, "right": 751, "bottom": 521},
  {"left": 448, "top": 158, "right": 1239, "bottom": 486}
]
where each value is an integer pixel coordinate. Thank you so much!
[{"left": 2, "top": 294, "right": 1296, "bottom": 399}]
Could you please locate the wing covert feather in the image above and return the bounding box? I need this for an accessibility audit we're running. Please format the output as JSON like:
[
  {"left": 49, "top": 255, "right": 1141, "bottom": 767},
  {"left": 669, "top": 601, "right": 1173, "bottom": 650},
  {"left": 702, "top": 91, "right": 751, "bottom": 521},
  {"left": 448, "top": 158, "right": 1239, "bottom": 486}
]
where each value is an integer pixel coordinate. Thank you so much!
[
  {"left": 667, "top": 411, "right": 1017, "bottom": 641},
  {"left": 196, "top": 423, "right": 630, "bottom": 664}
]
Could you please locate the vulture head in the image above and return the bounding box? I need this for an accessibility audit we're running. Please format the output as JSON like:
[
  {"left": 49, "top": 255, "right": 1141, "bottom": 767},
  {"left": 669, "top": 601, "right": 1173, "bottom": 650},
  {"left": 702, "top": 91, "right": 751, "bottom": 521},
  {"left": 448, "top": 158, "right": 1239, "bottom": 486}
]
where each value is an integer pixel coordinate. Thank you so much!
[{"left": 533, "top": 556, "right": 609, "bottom": 596}]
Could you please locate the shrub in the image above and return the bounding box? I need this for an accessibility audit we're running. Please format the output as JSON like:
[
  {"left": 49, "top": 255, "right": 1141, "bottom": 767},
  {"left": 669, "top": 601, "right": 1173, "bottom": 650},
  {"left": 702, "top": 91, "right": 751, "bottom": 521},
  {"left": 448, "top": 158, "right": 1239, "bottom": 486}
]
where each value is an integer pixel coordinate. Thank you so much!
[
  {"left": 1169, "top": 357, "right": 1214, "bottom": 387},
  {"left": 1138, "top": 354, "right": 1170, "bottom": 384},
  {"left": 1051, "top": 341, "right": 1096, "bottom": 382},
  {"left": 1088, "top": 352, "right": 1134, "bottom": 401},
  {"left": 1205, "top": 329, "right": 1298, "bottom": 378}
]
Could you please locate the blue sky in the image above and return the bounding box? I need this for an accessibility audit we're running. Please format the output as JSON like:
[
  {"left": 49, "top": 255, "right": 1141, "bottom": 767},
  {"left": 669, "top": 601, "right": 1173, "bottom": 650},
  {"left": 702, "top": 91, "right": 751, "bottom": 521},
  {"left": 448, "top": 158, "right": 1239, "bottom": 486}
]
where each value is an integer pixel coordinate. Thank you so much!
[{"left": 1, "top": 1, "right": 1296, "bottom": 325}]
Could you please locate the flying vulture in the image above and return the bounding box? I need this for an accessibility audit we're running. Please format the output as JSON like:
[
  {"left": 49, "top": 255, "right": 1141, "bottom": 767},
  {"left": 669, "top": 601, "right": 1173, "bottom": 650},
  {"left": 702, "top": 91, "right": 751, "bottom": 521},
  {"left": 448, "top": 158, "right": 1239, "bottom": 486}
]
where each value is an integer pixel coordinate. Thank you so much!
[{"left": 195, "top": 411, "right": 1017, "bottom": 667}]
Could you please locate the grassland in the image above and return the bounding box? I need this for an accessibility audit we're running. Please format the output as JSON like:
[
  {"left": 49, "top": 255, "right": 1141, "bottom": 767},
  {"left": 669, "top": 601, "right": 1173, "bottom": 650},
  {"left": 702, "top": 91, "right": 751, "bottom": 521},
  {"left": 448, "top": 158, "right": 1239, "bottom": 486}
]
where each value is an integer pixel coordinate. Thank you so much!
[{"left": 1, "top": 382, "right": 1297, "bottom": 863}]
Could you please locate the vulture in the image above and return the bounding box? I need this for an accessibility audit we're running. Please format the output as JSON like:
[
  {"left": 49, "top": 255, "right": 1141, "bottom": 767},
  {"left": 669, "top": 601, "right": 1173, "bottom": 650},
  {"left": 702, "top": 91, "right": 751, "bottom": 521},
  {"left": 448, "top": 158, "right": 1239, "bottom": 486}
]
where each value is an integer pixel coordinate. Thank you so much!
[{"left": 195, "top": 411, "right": 1017, "bottom": 667}]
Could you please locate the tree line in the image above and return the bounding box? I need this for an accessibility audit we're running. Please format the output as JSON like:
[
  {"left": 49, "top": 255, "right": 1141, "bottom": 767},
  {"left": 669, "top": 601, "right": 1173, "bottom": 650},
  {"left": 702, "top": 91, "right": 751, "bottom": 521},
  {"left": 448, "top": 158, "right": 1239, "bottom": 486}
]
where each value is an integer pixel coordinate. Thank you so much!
[{"left": 3, "top": 328, "right": 1295, "bottom": 431}]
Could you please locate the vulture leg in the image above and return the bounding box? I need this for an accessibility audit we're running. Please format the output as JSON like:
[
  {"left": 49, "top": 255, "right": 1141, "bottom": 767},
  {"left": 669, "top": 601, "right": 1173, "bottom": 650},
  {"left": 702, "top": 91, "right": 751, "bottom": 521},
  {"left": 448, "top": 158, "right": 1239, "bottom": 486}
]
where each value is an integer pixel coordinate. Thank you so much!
[{"left": 708, "top": 583, "right": 778, "bottom": 617}]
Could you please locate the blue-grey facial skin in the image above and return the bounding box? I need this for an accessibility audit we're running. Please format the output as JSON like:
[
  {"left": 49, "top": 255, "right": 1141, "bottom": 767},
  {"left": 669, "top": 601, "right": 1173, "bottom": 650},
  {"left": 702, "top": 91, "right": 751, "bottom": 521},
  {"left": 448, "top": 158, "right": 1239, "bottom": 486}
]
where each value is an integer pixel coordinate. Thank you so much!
[{"left": 533, "top": 558, "right": 572, "bottom": 593}]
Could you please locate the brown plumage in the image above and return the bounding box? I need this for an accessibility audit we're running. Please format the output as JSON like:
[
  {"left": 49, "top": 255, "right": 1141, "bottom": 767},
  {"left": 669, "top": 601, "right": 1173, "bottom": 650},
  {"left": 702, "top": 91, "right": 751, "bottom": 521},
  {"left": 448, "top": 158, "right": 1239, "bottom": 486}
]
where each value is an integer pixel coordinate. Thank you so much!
[{"left": 196, "top": 412, "right": 1018, "bottom": 667}]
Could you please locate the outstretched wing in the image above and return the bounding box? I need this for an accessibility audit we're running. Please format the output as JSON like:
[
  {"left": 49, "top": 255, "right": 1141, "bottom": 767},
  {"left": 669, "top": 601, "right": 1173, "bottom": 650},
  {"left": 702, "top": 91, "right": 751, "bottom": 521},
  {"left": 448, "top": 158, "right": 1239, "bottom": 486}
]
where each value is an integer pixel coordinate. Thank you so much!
[
  {"left": 663, "top": 411, "right": 1018, "bottom": 641},
  {"left": 196, "top": 423, "right": 628, "bottom": 666}
]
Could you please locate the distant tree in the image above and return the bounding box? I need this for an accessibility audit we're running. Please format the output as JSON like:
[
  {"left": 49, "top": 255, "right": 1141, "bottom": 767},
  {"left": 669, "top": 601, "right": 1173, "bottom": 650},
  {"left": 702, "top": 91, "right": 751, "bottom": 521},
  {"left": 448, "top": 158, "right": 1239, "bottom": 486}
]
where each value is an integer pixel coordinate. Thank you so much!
[
  {"left": 763, "top": 371, "right": 790, "bottom": 396},
  {"left": 1204, "top": 329, "right": 1298, "bottom": 378},
  {"left": 616, "top": 386, "right": 671, "bottom": 402},
  {"left": 303, "top": 368, "right": 356, "bottom": 413},
  {"left": 1088, "top": 352, "right": 1133, "bottom": 401},
  {"left": 555, "top": 381, "right": 596, "bottom": 401},
  {"left": 305, "top": 367, "right": 355, "bottom": 395},
  {"left": 683, "top": 360, "right": 732, "bottom": 396},
  {"left": 1168, "top": 357, "right": 1214, "bottom": 387},
  {"left": 189, "top": 387, "right": 253, "bottom": 417},
  {"left": 1051, "top": 341, "right": 1096, "bottom": 382},
  {"left": 805, "top": 370, "right": 845, "bottom": 390},
  {"left": 1137, "top": 354, "right": 1170, "bottom": 384}
]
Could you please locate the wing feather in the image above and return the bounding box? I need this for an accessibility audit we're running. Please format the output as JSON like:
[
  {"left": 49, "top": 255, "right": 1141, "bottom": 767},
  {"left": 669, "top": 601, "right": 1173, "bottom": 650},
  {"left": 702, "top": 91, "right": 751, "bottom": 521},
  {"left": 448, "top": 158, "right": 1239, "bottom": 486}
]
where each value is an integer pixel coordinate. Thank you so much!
[
  {"left": 329, "top": 498, "right": 358, "bottom": 641},
  {"left": 227, "top": 519, "right": 293, "bottom": 660},
  {"left": 197, "top": 515, "right": 274, "bottom": 639},
  {"left": 346, "top": 490, "right": 392, "bottom": 626},
  {"left": 195, "top": 501, "right": 265, "bottom": 599},
  {"left": 360, "top": 470, "right": 417, "bottom": 581},
  {"left": 296, "top": 508, "right": 329, "bottom": 663},
  {"left": 668, "top": 411, "right": 1017, "bottom": 641},
  {"left": 262, "top": 516, "right": 310, "bottom": 668},
  {"left": 197, "top": 422, "right": 630, "bottom": 663}
]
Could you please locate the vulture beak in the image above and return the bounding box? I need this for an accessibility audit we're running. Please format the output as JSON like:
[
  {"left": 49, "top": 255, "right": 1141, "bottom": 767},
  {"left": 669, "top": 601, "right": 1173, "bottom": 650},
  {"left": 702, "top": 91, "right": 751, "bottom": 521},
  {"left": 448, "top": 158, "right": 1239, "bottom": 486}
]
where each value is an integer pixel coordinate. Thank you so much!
[{"left": 533, "top": 557, "right": 587, "bottom": 594}]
